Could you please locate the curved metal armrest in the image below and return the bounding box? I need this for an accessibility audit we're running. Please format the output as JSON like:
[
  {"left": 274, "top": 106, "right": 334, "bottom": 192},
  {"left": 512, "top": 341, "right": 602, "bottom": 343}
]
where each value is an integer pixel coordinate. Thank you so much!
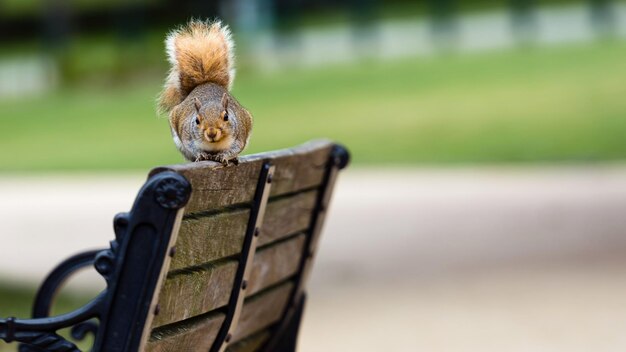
[
  {"left": 0, "top": 292, "right": 105, "bottom": 351},
  {"left": 31, "top": 249, "right": 105, "bottom": 319},
  {"left": 0, "top": 250, "right": 106, "bottom": 351}
]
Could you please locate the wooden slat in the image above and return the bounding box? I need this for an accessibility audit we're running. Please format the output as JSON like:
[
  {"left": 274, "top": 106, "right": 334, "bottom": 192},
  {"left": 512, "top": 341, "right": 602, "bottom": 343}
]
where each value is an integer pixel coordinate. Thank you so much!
[
  {"left": 170, "top": 190, "right": 317, "bottom": 270},
  {"left": 146, "top": 311, "right": 225, "bottom": 352},
  {"left": 259, "top": 191, "right": 317, "bottom": 247},
  {"left": 226, "top": 330, "right": 271, "bottom": 352},
  {"left": 152, "top": 234, "right": 306, "bottom": 328},
  {"left": 232, "top": 282, "right": 293, "bottom": 342},
  {"left": 150, "top": 140, "right": 332, "bottom": 214},
  {"left": 152, "top": 260, "right": 237, "bottom": 328},
  {"left": 172, "top": 209, "right": 248, "bottom": 271},
  {"left": 248, "top": 235, "right": 305, "bottom": 296},
  {"left": 148, "top": 282, "right": 293, "bottom": 351}
]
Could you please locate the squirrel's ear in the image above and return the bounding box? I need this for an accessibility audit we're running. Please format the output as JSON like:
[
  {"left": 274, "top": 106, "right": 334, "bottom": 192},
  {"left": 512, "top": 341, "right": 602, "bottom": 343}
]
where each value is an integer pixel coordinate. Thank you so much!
[
  {"left": 221, "top": 93, "right": 229, "bottom": 110},
  {"left": 194, "top": 97, "right": 202, "bottom": 112}
]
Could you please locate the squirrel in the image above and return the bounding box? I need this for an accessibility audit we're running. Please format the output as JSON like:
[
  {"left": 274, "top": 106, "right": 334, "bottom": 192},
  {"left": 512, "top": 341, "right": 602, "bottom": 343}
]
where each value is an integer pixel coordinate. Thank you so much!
[{"left": 157, "top": 20, "right": 252, "bottom": 166}]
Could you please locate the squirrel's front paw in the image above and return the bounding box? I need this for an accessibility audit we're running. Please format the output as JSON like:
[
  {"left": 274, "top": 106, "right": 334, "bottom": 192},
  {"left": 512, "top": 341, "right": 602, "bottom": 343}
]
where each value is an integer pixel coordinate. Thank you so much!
[
  {"left": 214, "top": 154, "right": 231, "bottom": 166},
  {"left": 195, "top": 152, "right": 211, "bottom": 162},
  {"left": 214, "top": 155, "right": 239, "bottom": 167},
  {"left": 195, "top": 152, "right": 235, "bottom": 166}
]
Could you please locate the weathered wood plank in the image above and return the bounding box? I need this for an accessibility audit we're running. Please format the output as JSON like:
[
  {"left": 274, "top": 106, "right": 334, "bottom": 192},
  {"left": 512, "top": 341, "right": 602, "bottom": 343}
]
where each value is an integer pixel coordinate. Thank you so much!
[
  {"left": 146, "top": 311, "right": 225, "bottom": 352},
  {"left": 147, "top": 282, "right": 293, "bottom": 351},
  {"left": 152, "top": 234, "right": 306, "bottom": 328},
  {"left": 152, "top": 259, "right": 237, "bottom": 328},
  {"left": 150, "top": 140, "right": 332, "bottom": 214},
  {"left": 258, "top": 191, "right": 317, "bottom": 247},
  {"left": 232, "top": 282, "right": 293, "bottom": 342},
  {"left": 170, "top": 190, "right": 316, "bottom": 270},
  {"left": 226, "top": 329, "right": 271, "bottom": 352},
  {"left": 247, "top": 235, "right": 304, "bottom": 295},
  {"left": 171, "top": 209, "right": 248, "bottom": 271}
]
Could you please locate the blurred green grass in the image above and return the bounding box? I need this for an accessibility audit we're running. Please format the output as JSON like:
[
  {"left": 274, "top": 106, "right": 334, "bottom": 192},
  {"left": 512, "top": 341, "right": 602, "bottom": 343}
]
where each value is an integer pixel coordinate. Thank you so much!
[{"left": 1, "top": 41, "right": 626, "bottom": 171}]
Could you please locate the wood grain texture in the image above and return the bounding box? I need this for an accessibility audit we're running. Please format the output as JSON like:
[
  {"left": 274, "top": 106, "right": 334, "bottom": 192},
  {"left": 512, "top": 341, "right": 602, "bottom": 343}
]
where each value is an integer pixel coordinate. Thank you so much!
[
  {"left": 152, "top": 260, "right": 238, "bottom": 328},
  {"left": 150, "top": 140, "right": 332, "bottom": 214},
  {"left": 248, "top": 234, "right": 305, "bottom": 296},
  {"left": 226, "top": 330, "right": 271, "bottom": 352},
  {"left": 147, "top": 282, "right": 293, "bottom": 351},
  {"left": 153, "top": 234, "right": 306, "bottom": 328},
  {"left": 170, "top": 190, "right": 316, "bottom": 270},
  {"left": 146, "top": 312, "right": 225, "bottom": 352},
  {"left": 259, "top": 191, "right": 317, "bottom": 247},
  {"left": 171, "top": 209, "right": 248, "bottom": 270},
  {"left": 232, "top": 282, "right": 293, "bottom": 342}
]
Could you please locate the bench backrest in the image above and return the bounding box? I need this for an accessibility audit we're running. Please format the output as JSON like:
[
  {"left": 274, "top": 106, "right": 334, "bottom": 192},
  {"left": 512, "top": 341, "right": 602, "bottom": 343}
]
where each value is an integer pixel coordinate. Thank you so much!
[
  {"left": 140, "top": 140, "right": 348, "bottom": 351},
  {"left": 1, "top": 140, "right": 347, "bottom": 352}
]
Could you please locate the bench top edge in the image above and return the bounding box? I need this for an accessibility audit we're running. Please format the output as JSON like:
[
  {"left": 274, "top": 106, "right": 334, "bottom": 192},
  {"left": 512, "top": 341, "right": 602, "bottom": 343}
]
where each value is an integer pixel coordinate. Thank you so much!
[{"left": 148, "top": 139, "right": 336, "bottom": 178}]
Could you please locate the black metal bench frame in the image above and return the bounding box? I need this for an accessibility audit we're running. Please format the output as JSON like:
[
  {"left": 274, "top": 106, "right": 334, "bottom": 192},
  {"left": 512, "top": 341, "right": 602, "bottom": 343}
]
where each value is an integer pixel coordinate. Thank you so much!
[{"left": 0, "top": 143, "right": 349, "bottom": 352}]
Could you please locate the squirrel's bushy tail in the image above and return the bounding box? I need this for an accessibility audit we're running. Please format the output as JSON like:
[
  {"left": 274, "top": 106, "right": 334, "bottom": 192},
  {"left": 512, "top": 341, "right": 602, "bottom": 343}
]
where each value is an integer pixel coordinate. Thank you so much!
[{"left": 158, "top": 19, "right": 235, "bottom": 113}]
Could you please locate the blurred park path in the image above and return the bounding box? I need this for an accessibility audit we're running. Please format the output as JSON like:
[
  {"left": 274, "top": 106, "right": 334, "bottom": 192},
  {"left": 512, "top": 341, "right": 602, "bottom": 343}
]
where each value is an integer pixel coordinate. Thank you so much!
[
  {"left": 315, "top": 166, "right": 626, "bottom": 285},
  {"left": 2, "top": 166, "right": 626, "bottom": 350},
  {"left": 302, "top": 166, "right": 626, "bottom": 351}
]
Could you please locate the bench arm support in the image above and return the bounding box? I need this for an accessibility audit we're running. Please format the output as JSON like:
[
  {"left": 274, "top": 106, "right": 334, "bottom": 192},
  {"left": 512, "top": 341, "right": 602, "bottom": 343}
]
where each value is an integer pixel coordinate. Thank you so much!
[
  {"left": 0, "top": 291, "right": 105, "bottom": 351},
  {"left": 7, "top": 249, "right": 106, "bottom": 351},
  {"left": 31, "top": 249, "right": 104, "bottom": 319}
]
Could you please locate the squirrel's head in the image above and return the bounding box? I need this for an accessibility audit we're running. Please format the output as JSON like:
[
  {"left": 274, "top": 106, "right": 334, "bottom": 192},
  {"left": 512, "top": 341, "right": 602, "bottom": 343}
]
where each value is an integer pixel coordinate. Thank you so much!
[{"left": 191, "top": 94, "right": 234, "bottom": 150}]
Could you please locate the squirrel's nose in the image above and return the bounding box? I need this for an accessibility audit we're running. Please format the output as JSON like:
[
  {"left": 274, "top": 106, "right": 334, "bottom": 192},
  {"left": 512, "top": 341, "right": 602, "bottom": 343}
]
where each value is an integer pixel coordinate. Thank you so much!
[{"left": 206, "top": 128, "right": 218, "bottom": 140}]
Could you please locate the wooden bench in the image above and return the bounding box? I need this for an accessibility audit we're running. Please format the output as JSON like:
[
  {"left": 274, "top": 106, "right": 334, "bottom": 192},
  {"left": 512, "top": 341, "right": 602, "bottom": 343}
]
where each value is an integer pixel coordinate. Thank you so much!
[{"left": 0, "top": 140, "right": 349, "bottom": 352}]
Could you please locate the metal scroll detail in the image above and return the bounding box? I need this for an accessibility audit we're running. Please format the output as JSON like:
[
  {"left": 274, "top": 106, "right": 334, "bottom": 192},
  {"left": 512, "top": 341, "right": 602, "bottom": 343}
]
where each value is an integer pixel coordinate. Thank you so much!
[
  {"left": 16, "top": 249, "right": 103, "bottom": 352},
  {"left": 1, "top": 171, "right": 191, "bottom": 352},
  {"left": 16, "top": 331, "right": 81, "bottom": 352},
  {"left": 3, "top": 292, "right": 104, "bottom": 352},
  {"left": 210, "top": 162, "right": 275, "bottom": 352}
]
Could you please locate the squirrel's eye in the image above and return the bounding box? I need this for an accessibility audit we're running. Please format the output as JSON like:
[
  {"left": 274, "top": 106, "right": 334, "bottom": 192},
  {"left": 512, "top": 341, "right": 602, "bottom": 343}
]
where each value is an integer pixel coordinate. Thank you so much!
[
  {"left": 195, "top": 117, "right": 200, "bottom": 125},
  {"left": 223, "top": 112, "right": 229, "bottom": 122}
]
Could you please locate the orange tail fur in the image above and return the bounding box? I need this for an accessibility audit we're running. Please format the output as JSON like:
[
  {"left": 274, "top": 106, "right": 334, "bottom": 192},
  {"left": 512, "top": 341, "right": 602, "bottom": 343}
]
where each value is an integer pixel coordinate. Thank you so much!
[{"left": 158, "top": 20, "right": 235, "bottom": 113}]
